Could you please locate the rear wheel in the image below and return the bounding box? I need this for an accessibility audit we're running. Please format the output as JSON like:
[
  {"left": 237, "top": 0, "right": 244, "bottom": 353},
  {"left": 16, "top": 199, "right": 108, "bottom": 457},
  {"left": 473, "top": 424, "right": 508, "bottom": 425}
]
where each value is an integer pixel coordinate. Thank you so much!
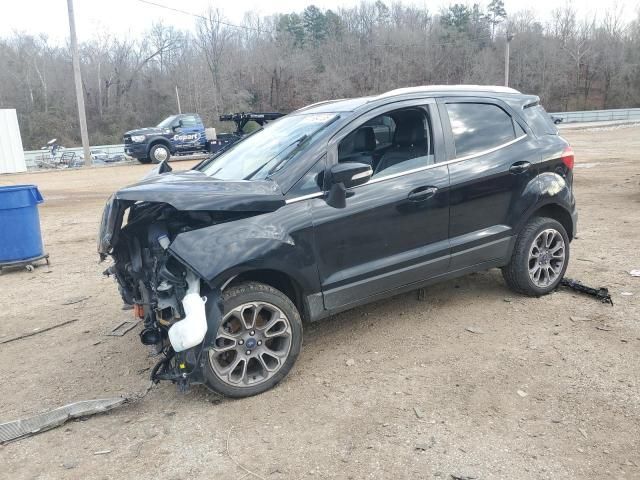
[
  {"left": 149, "top": 144, "right": 170, "bottom": 163},
  {"left": 203, "top": 282, "right": 303, "bottom": 398},
  {"left": 502, "top": 217, "right": 570, "bottom": 296}
]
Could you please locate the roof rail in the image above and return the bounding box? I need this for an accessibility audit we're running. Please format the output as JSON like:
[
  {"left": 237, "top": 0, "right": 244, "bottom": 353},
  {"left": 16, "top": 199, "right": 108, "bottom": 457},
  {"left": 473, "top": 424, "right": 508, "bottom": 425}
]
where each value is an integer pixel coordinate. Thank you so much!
[{"left": 377, "top": 85, "right": 521, "bottom": 99}]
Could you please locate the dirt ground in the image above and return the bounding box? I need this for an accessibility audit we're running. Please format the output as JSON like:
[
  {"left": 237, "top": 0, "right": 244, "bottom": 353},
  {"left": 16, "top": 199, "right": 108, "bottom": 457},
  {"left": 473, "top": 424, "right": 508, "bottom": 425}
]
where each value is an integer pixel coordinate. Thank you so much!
[{"left": 1, "top": 125, "right": 639, "bottom": 480}]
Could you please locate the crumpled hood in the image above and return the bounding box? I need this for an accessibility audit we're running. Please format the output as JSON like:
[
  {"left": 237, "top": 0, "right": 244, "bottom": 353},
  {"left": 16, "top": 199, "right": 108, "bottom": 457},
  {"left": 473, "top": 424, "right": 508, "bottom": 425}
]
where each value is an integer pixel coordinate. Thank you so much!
[
  {"left": 125, "top": 127, "right": 169, "bottom": 137},
  {"left": 114, "top": 170, "right": 285, "bottom": 212}
]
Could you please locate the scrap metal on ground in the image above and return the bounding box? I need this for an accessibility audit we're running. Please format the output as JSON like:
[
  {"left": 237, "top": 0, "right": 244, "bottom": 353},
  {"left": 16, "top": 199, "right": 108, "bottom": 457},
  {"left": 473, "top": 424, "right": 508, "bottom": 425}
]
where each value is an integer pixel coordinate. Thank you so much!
[{"left": 560, "top": 278, "right": 613, "bottom": 305}]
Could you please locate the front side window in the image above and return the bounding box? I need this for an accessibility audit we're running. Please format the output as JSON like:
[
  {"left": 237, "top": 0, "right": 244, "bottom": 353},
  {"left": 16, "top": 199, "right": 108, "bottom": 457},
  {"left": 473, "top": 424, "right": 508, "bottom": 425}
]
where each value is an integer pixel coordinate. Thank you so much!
[
  {"left": 199, "top": 113, "right": 338, "bottom": 180},
  {"left": 338, "top": 107, "right": 433, "bottom": 178},
  {"left": 446, "top": 103, "right": 518, "bottom": 158},
  {"left": 157, "top": 115, "right": 178, "bottom": 129}
]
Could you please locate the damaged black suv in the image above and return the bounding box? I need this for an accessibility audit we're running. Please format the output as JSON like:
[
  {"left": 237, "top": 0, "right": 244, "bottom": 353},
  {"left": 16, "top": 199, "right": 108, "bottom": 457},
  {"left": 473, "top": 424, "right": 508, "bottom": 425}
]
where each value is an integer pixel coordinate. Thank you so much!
[{"left": 98, "top": 86, "right": 577, "bottom": 398}]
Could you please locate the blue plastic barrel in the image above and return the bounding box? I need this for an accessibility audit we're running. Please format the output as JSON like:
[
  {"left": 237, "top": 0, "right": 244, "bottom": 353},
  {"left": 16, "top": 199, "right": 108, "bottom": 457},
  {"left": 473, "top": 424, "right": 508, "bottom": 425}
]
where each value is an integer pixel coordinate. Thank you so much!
[{"left": 0, "top": 185, "right": 45, "bottom": 263}]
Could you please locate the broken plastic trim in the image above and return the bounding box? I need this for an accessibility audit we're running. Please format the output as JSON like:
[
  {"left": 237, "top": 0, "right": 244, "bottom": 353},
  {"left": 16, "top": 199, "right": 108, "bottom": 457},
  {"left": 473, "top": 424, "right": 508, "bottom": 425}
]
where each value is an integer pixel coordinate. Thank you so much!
[
  {"left": 0, "top": 398, "right": 125, "bottom": 444},
  {"left": 151, "top": 287, "right": 223, "bottom": 392}
]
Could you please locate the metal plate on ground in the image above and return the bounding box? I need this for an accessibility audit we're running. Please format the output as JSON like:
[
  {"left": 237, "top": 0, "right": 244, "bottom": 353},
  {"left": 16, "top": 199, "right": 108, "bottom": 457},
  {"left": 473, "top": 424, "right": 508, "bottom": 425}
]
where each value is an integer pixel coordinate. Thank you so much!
[{"left": 0, "top": 397, "right": 125, "bottom": 444}]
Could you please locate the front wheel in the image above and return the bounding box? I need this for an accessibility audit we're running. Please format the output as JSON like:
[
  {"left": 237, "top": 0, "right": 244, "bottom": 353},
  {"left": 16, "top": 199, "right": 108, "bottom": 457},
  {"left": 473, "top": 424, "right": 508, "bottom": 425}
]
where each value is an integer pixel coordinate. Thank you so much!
[
  {"left": 502, "top": 216, "right": 570, "bottom": 296},
  {"left": 203, "top": 282, "right": 303, "bottom": 398},
  {"left": 149, "top": 144, "right": 170, "bottom": 163}
]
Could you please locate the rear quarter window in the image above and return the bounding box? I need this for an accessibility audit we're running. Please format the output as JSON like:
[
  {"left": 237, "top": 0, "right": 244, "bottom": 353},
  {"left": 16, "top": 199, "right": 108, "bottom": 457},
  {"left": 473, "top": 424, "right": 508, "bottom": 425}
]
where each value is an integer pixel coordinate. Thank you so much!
[{"left": 522, "top": 104, "right": 558, "bottom": 136}]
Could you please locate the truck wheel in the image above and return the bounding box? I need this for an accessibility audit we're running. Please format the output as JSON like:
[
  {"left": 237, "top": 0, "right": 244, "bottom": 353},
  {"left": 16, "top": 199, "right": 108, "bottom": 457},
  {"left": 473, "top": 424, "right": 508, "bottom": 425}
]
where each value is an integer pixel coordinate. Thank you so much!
[
  {"left": 137, "top": 157, "right": 152, "bottom": 164},
  {"left": 502, "top": 216, "right": 570, "bottom": 296},
  {"left": 203, "top": 282, "right": 303, "bottom": 398},
  {"left": 149, "top": 144, "right": 170, "bottom": 163}
]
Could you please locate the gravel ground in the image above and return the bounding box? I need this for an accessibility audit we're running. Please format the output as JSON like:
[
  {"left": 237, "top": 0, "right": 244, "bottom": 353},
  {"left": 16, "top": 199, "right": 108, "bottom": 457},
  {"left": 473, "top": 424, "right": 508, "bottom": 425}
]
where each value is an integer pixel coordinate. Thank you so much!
[{"left": 0, "top": 125, "right": 639, "bottom": 480}]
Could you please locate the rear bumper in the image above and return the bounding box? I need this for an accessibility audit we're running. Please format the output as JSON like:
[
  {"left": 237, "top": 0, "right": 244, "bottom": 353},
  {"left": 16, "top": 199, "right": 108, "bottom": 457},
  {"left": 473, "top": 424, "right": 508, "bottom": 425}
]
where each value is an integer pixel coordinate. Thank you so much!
[{"left": 570, "top": 204, "right": 578, "bottom": 240}]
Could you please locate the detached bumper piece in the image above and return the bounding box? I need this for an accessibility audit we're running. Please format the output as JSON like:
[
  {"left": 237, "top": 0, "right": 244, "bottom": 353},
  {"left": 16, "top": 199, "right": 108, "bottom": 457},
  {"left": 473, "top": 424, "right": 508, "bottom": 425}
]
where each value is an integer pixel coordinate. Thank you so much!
[{"left": 0, "top": 398, "right": 125, "bottom": 444}]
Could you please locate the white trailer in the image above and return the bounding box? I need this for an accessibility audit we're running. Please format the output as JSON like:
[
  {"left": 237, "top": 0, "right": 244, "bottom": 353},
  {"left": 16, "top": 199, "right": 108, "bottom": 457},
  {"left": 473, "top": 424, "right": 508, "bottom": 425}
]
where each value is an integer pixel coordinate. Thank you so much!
[{"left": 0, "top": 109, "right": 27, "bottom": 174}]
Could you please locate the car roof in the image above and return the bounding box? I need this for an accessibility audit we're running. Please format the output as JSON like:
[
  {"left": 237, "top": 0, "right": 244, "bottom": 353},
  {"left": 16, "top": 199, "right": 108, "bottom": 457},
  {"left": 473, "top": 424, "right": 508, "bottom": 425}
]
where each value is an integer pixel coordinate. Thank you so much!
[{"left": 294, "top": 85, "right": 537, "bottom": 114}]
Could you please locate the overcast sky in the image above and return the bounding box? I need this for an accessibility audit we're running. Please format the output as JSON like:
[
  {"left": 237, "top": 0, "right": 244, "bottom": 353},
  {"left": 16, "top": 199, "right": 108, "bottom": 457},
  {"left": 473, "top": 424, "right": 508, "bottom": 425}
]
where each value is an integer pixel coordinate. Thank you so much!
[{"left": 3, "top": 0, "right": 639, "bottom": 43}]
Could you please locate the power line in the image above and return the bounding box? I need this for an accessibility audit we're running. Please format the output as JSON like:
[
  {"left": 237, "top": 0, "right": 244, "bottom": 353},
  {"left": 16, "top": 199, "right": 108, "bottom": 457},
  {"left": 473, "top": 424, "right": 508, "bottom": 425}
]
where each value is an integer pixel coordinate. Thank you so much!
[
  {"left": 135, "top": 0, "right": 272, "bottom": 34},
  {"left": 136, "top": 0, "right": 494, "bottom": 47}
]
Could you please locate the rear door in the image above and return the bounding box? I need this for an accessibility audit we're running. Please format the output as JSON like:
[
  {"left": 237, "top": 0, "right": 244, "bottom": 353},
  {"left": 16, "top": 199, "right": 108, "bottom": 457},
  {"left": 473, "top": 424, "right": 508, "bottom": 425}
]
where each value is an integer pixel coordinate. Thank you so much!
[
  {"left": 310, "top": 99, "right": 451, "bottom": 311},
  {"left": 437, "top": 97, "right": 538, "bottom": 269}
]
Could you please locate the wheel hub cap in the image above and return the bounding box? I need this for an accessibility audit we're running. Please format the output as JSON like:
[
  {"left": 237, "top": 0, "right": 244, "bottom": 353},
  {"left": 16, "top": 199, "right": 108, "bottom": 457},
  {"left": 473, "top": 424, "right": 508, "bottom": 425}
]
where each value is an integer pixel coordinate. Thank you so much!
[{"left": 154, "top": 148, "right": 168, "bottom": 161}]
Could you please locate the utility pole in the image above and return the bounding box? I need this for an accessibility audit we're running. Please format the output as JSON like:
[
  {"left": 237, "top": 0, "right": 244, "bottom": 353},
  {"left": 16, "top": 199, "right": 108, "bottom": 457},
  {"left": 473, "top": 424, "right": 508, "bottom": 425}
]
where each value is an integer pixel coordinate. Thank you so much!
[
  {"left": 175, "top": 85, "right": 182, "bottom": 114},
  {"left": 66, "top": 0, "right": 91, "bottom": 167},
  {"left": 504, "top": 33, "right": 514, "bottom": 87}
]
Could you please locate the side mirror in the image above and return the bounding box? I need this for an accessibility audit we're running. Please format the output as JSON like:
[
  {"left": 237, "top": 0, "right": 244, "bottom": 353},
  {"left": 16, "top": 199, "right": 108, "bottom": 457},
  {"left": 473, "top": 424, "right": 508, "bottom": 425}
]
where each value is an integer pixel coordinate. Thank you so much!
[{"left": 326, "top": 162, "right": 372, "bottom": 208}]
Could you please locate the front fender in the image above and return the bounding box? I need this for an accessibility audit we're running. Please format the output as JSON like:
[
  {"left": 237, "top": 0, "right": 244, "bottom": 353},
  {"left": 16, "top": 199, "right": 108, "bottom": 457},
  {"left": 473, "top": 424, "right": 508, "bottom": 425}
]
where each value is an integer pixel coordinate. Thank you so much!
[{"left": 167, "top": 203, "right": 319, "bottom": 293}]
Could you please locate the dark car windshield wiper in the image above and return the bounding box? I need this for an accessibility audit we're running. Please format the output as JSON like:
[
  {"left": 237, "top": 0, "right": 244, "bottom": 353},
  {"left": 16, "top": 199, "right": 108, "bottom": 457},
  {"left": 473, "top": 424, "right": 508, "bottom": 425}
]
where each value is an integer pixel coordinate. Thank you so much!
[
  {"left": 247, "top": 115, "right": 340, "bottom": 180},
  {"left": 243, "top": 134, "right": 309, "bottom": 180}
]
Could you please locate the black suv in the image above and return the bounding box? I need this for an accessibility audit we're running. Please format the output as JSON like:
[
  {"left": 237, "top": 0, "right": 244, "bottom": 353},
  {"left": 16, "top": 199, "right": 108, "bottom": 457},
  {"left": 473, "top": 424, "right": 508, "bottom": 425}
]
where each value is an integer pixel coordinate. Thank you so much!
[{"left": 99, "top": 86, "right": 577, "bottom": 398}]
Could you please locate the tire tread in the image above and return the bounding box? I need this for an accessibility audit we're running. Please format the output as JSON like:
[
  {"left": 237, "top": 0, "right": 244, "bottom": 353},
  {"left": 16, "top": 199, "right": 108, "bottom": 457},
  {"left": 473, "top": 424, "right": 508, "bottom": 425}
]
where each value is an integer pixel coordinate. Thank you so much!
[{"left": 502, "top": 216, "right": 569, "bottom": 296}]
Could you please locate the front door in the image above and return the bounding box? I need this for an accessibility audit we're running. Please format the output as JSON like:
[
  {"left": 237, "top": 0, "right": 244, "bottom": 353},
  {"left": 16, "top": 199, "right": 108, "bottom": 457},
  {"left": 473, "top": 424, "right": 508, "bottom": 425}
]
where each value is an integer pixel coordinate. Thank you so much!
[
  {"left": 173, "top": 114, "right": 204, "bottom": 152},
  {"left": 311, "top": 100, "right": 451, "bottom": 311}
]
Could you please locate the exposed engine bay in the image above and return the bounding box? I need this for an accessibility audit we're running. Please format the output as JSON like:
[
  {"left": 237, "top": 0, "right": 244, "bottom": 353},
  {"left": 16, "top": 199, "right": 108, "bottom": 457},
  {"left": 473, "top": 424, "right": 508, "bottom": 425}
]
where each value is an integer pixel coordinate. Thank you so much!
[{"left": 103, "top": 200, "right": 220, "bottom": 390}]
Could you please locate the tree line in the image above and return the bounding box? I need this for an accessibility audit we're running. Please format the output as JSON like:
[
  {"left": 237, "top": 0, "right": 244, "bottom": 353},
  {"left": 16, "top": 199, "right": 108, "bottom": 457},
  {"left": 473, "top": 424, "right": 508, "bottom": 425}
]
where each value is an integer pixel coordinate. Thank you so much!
[{"left": 1, "top": 0, "right": 639, "bottom": 149}]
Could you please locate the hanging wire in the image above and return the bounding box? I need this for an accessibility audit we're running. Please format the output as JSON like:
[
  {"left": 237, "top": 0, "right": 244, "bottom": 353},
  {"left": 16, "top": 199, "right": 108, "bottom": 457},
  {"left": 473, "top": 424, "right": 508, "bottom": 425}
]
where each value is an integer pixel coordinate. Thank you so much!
[{"left": 135, "top": 0, "right": 273, "bottom": 34}]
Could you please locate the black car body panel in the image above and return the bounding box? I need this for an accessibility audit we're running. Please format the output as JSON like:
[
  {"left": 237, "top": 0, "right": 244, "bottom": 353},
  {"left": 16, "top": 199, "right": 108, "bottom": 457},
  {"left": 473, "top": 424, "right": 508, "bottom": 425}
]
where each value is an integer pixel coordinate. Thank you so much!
[
  {"left": 169, "top": 201, "right": 319, "bottom": 293},
  {"left": 98, "top": 85, "right": 577, "bottom": 372},
  {"left": 114, "top": 171, "right": 284, "bottom": 212}
]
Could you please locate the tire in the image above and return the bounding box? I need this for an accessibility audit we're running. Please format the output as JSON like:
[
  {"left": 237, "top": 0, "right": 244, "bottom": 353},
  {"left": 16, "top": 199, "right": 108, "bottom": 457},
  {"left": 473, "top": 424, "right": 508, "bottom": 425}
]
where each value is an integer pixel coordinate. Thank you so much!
[
  {"left": 203, "top": 282, "right": 303, "bottom": 398},
  {"left": 502, "top": 216, "right": 570, "bottom": 296},
  {"left": 149, "top": 144, "right": 170, "bottom": 164},
  {"left": 137, "top": 157, "right": 152, "bottom": 164}
]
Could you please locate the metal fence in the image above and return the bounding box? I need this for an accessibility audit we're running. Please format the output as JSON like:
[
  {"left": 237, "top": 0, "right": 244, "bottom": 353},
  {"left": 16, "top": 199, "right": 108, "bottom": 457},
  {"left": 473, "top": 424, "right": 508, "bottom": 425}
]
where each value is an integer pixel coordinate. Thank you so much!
[
  {"left": 549, "top": 108, "right": 640, "bottom": 123},
  {"left": 24, "top": 144, "right": 125, "bottom": 169}
]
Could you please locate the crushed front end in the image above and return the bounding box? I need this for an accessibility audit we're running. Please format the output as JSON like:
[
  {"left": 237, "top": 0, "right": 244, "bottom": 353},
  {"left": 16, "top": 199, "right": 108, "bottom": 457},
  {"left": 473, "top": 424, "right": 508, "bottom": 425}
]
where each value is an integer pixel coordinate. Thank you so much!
[
  {"left": 97, "top": 167, "right": 285, "bottom": 392},
  {"left": 99, "top": 197, "right": 223, "bottom": 391}
]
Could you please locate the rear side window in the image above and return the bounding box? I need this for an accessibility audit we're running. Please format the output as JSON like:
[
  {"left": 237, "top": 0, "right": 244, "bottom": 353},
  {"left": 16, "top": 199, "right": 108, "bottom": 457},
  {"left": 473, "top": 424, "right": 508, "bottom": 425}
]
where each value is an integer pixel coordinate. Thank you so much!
[
  {"left": 522, "top": 104, "right": 558, "bottom": 136},
  {"left": 180, "top": 115, "right": 199, "bottom": 127},
  {"left": 445, "top": 103, "right": 518, "bottom": 157}
]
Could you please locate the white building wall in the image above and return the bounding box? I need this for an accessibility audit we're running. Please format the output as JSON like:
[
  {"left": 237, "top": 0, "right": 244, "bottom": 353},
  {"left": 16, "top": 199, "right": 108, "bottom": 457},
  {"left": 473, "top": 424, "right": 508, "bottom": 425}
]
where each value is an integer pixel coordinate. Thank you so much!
[{"left": 0, "top": 109, "right": 27, "bottom": 174}]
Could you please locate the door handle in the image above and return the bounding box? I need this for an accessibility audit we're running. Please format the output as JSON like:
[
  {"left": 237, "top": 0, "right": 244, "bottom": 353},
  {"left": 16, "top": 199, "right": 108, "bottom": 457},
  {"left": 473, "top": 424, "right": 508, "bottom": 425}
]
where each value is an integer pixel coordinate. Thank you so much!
[
  {"left": 509, "top": 161, "right": 531, "bottom": 174},
  {"left": 408, "top": 186, "right": 438, "bottom": 201}
]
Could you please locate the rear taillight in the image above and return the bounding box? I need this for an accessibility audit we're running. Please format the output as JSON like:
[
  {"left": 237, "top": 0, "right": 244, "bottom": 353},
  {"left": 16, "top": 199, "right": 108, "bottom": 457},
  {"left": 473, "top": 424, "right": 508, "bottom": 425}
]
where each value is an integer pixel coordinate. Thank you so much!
[{"left": 561, "top": 146, "right": 574, "bottom": 170}]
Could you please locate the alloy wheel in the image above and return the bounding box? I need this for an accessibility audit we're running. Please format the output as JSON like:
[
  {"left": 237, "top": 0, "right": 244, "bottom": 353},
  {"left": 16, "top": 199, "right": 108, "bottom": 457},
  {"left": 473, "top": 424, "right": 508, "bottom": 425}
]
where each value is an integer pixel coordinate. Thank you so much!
[
  {"left": 208, "top": 302, "right": 292, "bottom": 387},
  {"left": 528, "top": 228, "right": 566, "bottom": 288}
]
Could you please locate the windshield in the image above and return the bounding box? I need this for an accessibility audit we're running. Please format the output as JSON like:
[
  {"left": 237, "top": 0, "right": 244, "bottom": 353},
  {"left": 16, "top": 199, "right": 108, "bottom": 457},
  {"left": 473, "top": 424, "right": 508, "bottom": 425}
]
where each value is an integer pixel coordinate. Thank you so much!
[
  {"left": 200, "top": 113, "right": 338, "bottom": 180},
  {"left": 157, "top": 115, "right": 178, "bottom": 129}
]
